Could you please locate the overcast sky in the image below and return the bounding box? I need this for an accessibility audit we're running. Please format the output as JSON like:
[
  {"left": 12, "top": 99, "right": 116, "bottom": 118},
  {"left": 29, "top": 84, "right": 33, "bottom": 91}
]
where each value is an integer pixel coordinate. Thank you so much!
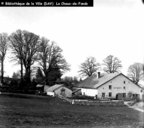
[{"left": 0, "top": 0, "right": 144, "bottom": 78}]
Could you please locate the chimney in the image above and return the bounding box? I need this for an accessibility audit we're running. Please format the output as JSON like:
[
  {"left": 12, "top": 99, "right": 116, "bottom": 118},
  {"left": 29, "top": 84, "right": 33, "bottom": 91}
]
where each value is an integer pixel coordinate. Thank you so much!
[{"left": 98, "top": 72, "right": 101, "bottom": 78}]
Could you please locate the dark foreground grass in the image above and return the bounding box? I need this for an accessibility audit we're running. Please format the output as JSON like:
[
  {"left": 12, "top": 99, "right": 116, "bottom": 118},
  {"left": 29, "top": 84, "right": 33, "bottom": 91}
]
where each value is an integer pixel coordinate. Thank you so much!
[{"left": 0, "top": 94, "right": 144, "bottom": 128}]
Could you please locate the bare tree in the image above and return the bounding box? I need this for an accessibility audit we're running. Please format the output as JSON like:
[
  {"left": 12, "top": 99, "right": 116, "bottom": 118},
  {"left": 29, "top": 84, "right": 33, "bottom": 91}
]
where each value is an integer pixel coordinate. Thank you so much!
[
  {"left": 9, "top": 30, "right": 24, "bottom": 83},
  {"left": 9, "top": 30, "right": 40, "bottom": 86},
  {"left": 22, "top": 30, "right": 40, "bottom": 84},
  {"left": 0, "top": 33, "right": 8, "bottom": 85},
  {"left": 128, "top": 63, "right": 143, "bottom": 84},
  {"left": 79, "top": 57, "right": 100, "bottom": 78},
  {"left": 38, "top": 37, "right": 50, "bottom": 78},
  {"left": 103, "top": 55, "right": 122, "bottom": 73},
  {"left": 38, "top": 37, "right": 70, "bottom": 85}
]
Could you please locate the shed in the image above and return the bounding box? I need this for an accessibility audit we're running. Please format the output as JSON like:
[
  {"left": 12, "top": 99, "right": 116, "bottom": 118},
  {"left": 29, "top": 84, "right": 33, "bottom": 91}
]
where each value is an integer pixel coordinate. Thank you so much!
[{"left": 44, "top": 84, "right": 72, "bottom": 98}]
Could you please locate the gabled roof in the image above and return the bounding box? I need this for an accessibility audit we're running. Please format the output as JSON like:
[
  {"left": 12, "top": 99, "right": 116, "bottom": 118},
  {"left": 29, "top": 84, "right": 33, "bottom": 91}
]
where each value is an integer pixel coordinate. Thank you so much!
[
  {"left": 46, "top": 84, "right": 63, "bottom": 92},
  {"left": 77, "top": 73, "right": 142, "bottom": 89}
]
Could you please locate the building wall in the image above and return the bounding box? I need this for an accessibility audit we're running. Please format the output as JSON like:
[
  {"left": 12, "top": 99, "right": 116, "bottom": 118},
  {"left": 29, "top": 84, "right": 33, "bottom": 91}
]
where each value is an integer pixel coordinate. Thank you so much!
[
  {"left": 97, "top": 75, "right": 143, "bottom": 99},
  {"left": 54, "top": 87, "right": 72, "bottom": 97},
  {"left": 80, "top": 88, "right": 98, "bottom": 97},
  {"left": 44, "top": 85, "right": 50, "bottom": 93}
]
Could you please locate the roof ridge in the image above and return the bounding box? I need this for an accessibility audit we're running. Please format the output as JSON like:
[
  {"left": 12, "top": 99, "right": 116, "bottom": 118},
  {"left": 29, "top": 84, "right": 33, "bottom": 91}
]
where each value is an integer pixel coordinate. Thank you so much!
[{"left": 78, "top": 72, "right": 121, "bottom": 89}]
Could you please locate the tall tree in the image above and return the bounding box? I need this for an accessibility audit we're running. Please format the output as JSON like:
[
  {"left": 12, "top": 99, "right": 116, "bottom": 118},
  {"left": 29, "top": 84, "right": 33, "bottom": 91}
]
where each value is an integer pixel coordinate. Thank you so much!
[
  {"left": 46, "top": 64, "right": 62, "bottom": 86},
  {"left": 0, "top": 33, "right": 8, "bottom": 85},
  {"left": 9, "top": 30, "right": 24, "bottom": 83},
  {"left": 9, "top": 30, "right": 40, "bottom": 86},
  {"left": 38, "top": 37, "right": 70, "bottom": 85},
  {"left": 35, "top": 67, "right": 44, "bottom": 84},
  {"left": 79, "top": 57, "right": 100, "bottom": 78},
  {"left": 128, "top": 63, "right": 143, "bottom": 84},
  {"left": 22, "top": 30, "right": 40, "bottom": 84},
  {"left": 103, "top": 55, "right": 122, "bottom": 73}
]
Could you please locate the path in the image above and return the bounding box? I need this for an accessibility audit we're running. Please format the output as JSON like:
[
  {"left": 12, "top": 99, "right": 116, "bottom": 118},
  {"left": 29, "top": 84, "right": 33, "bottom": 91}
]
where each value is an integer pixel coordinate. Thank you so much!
[{"left": 124, "top": 101, "right": 144, "bottom": 113}]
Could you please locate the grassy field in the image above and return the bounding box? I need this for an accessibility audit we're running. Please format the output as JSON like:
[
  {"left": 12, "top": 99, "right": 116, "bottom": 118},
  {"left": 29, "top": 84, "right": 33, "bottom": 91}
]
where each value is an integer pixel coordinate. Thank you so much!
[{"left": 0, "top": 94, "right": 144, "bottom": 128}]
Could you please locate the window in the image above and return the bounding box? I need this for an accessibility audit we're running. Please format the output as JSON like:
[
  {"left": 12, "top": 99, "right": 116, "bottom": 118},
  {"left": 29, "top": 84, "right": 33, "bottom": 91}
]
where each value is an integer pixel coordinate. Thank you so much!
[
  {"left": 123, "top": 86, "right": 125, "bottom": 89},
  {"left": 109, "top": 85, "right": 112, "bottom": 89},
  {"left": 60, "top": 88, "right": 66, "bottom": 97},
  {"left": 109, "top": 92, "right": 112, "bottom": 97},
  {"left": 102, "top": 93, "right": 105, "bottom": 98},
  {"left": 123, "top": 81, "right": 126, "bottom": 84}
]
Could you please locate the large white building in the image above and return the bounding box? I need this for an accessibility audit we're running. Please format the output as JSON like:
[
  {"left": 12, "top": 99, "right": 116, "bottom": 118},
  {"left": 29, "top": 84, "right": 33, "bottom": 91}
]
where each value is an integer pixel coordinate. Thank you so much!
[{"left": 74, "top": 73, "right": 143, "bottom": 100}]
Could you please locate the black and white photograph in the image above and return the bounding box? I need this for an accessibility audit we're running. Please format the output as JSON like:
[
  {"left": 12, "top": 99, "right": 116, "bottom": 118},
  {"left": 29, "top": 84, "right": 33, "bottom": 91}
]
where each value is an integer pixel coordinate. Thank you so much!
[{"left": 0, "top": 0, "right": 144, "bottom": 128}]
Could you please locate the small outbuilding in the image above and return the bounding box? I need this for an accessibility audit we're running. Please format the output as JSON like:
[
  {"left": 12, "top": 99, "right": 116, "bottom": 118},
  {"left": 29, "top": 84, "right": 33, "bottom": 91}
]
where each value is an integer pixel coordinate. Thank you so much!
[{"left": 44, "top": 84, "right": 72, "bottom": 98}]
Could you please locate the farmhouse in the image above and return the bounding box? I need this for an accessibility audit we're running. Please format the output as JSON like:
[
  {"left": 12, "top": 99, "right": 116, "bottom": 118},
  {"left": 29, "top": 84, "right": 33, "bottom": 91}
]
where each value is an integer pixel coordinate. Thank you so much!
[
  {"left": 44, "top": 84, "right": 72, "bottom": 98},
  {"left": 74, "top": 73, "right": 143, "bottom": 100}
]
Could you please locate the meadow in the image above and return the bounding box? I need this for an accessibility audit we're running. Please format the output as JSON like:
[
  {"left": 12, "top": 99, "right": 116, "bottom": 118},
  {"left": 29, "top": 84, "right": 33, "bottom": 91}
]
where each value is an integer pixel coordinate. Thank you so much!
[{"left": 0, "top": 94, "right": 143, "bottom": 128}]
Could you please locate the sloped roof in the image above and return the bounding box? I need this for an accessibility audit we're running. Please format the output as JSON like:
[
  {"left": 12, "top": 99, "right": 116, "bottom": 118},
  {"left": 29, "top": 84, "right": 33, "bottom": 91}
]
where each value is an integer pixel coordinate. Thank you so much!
[
  {"left": 77, "top": 73, "right": 122, "bottom": 89},
  {"left": 45, "top": 84, "right": 73, "bottom": 93},
  {"left": 36, "top": 84, "right": 44, "bottom": 87},
  {"left": 47, "top": 84, "right": 63, "bottom": 92}
]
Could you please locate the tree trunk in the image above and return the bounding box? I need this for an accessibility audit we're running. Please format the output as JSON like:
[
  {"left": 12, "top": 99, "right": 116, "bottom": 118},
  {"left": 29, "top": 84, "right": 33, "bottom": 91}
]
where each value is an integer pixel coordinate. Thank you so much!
[
  {"left": 25, "top": 66, "right": 31, "bottom": 85},
  {"left": 43, "top": 60, "right": 47, "bottom": 85},
  {"left": 1, "top": 59, "right": 4, "bottom": 85},
  {"left": 20, "top": 60, "right": 23, "bottom": 82}
]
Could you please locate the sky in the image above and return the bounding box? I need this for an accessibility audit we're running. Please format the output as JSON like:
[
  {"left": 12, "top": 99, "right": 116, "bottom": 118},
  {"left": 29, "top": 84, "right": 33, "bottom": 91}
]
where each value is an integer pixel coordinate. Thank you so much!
[{"left": 0, "top": 0, "right": 144, "bottom": 79}]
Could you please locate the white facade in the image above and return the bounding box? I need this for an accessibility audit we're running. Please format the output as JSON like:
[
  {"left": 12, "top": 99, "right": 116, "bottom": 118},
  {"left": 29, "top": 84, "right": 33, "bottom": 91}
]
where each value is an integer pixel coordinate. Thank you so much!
[
  {"left": 47, "top": 92, "right": 55, "bottom": 97},
  {"left": 97, "top": 75, "right": 143, "bottom": 99},
  {"left": 81, "top": 88, "right": 98, "bottom": 97},
  {"left": 76, "top": 73, "right": 143, "bottom": 99}
]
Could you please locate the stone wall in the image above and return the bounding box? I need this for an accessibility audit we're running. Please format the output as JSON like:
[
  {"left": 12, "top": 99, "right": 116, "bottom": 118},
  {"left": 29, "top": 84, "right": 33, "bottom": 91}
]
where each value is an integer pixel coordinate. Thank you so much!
[{"left": 71, "top": 99, "right": 124, "bottom": 106}]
